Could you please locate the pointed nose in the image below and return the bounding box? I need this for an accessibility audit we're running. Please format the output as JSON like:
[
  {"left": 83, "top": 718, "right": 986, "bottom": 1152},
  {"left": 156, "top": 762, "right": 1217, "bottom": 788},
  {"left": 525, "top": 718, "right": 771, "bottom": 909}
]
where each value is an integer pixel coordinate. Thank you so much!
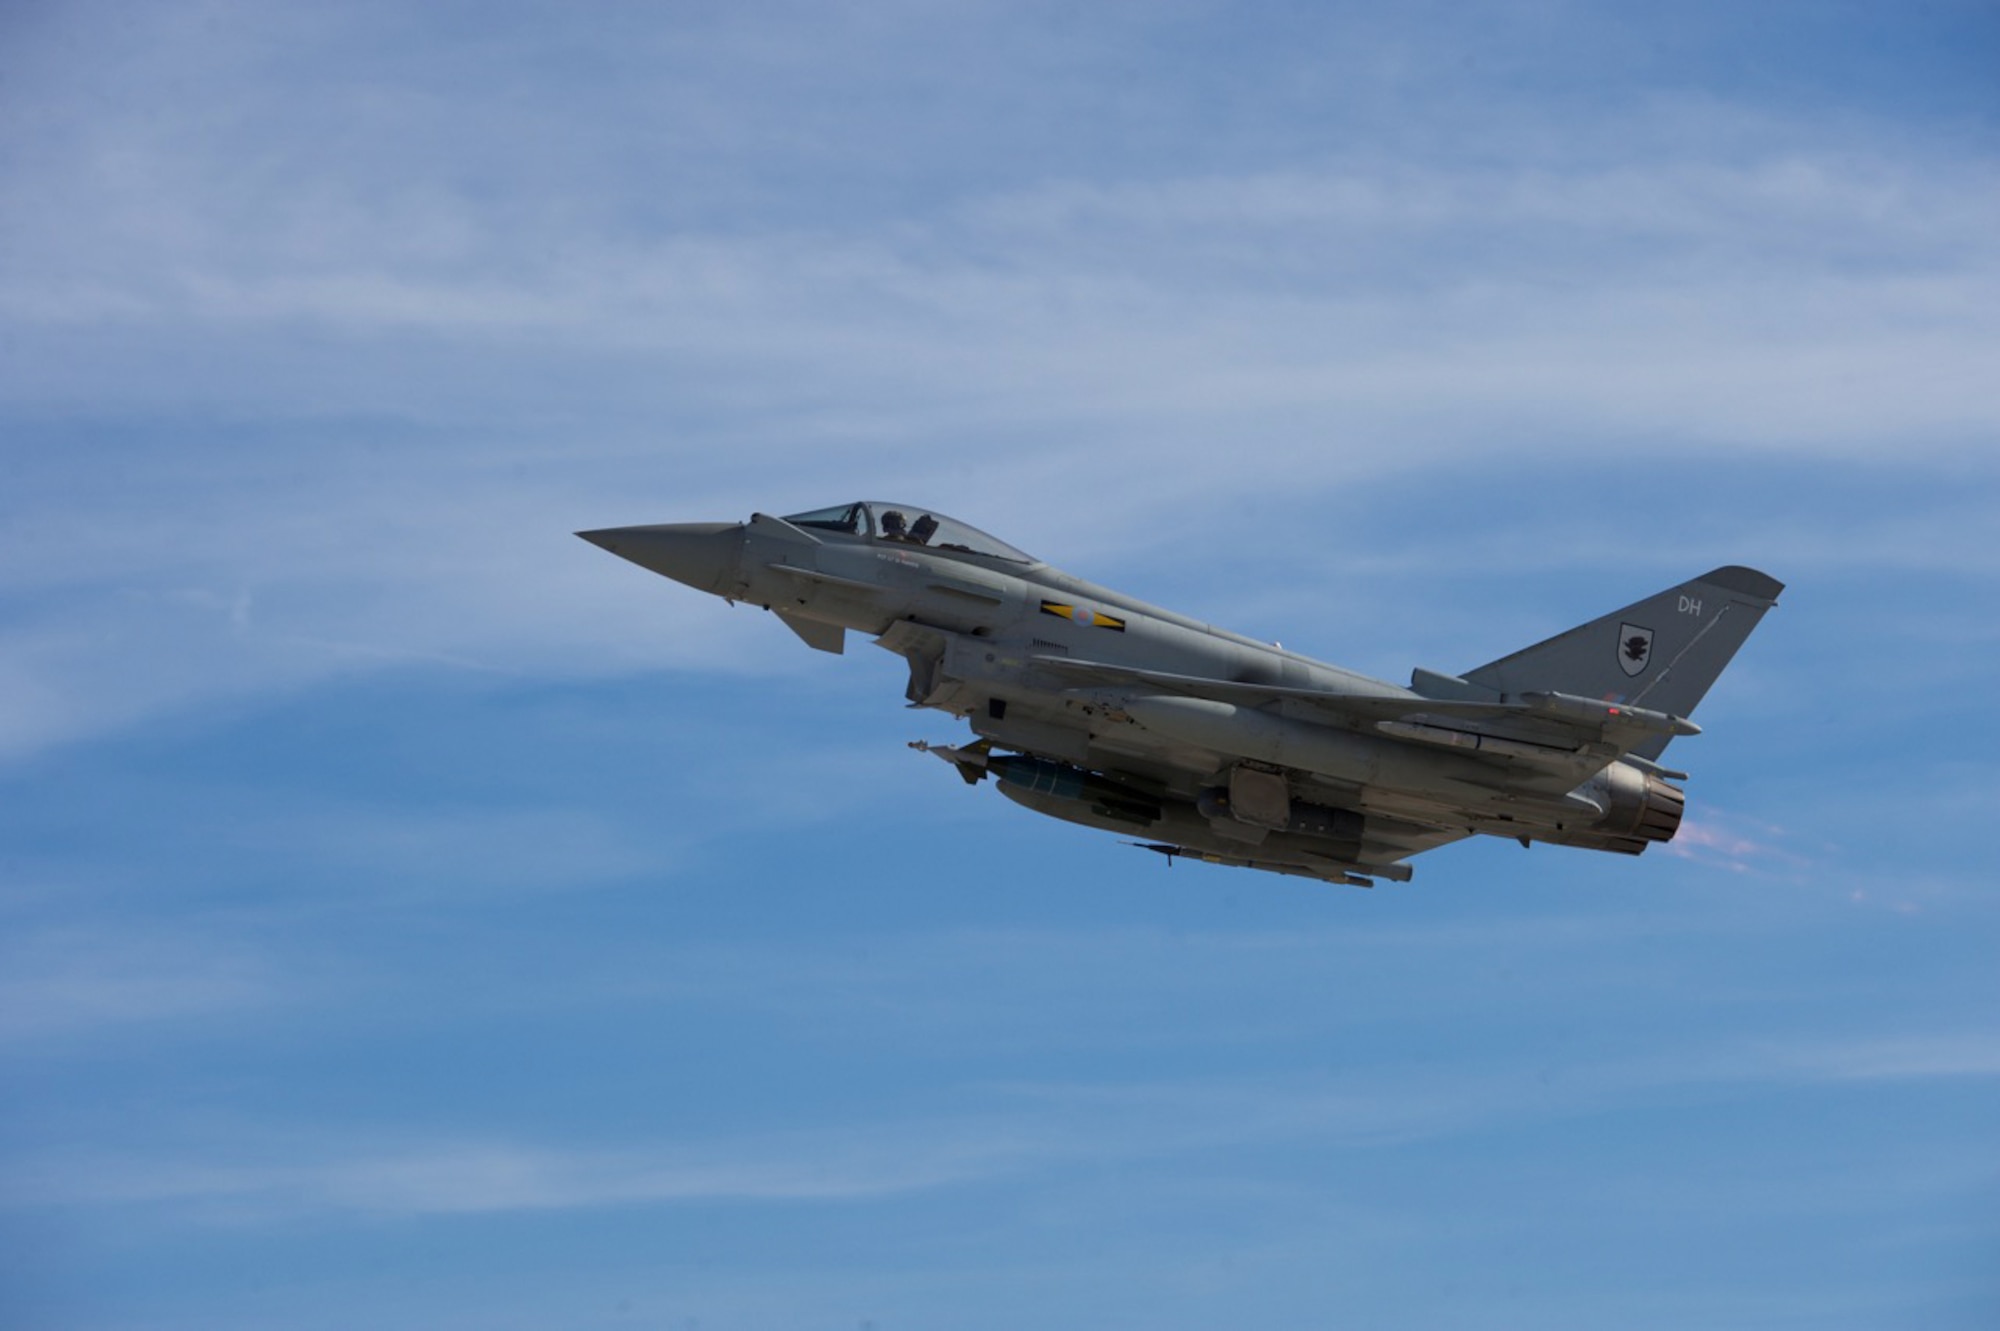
[{"left": 576, "top": 522, "right": 744, "bottom": 596}]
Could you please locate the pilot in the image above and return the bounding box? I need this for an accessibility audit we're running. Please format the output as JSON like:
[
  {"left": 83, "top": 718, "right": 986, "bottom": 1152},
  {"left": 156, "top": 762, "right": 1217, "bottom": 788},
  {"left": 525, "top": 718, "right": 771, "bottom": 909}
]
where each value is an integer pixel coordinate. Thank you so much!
[
  {"left": 909, "top": 513, "right": 938, "bottom": 545},
  {"left": 880, "top": 509, "right": 909, "bottom": 540}
]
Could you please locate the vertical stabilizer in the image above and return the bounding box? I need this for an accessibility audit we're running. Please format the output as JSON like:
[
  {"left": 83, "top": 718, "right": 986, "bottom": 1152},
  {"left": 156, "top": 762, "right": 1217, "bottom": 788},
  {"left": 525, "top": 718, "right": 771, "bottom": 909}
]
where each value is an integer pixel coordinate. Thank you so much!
[{"left": 1461, "top": 567, "right": 1782, "bottom": 758}]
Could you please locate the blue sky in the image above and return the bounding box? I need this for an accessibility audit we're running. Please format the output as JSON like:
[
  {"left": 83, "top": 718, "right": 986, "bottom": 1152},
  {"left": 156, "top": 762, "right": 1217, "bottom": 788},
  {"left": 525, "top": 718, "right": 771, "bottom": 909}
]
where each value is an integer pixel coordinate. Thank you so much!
[{"left": 3, "top": 3, "right": 1998, "bottom": 1328}]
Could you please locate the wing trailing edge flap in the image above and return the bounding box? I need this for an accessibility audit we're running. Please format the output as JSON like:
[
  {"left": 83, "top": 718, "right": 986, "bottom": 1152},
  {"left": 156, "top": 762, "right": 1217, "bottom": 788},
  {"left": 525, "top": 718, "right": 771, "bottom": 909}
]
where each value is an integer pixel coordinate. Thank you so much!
[
  {"left": 1028, "top": 654, "right": 1494, "bottom": 717},
  {"left": 1029, "top": 655, "right": 1684, "bottom": 758}
]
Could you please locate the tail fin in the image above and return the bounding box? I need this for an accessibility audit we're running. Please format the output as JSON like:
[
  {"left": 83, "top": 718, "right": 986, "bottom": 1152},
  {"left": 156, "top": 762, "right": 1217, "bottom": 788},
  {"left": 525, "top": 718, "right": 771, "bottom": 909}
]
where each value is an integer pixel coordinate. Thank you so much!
[{"left": 1462, "top": 566, "right": 1783, "bottom": 759}]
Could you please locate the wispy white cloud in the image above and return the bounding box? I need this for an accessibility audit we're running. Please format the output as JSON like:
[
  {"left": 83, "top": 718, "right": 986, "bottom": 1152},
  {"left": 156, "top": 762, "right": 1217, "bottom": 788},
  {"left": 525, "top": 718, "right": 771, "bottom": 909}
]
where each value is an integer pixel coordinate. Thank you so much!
[
  {"left": 16, "top": 1026, "right": 1996, "bottom": 1218},
  {"left": 11, "top": 1104, "right": 1124, "bottom": 1217},
  {"left": 229, "top": 801, "right": 672, "bottom": 898},
  {"left": 1, "top": 11, "right": 1991, "bottom": 1327},
  {"left": 0, "top": 927, "right": 275, "bottom": 1042},
  {"left": 9, "top": 155, "right": 1995, "bottom": 459},
  {"left": 0, "top": 5, "right": 1993, "bottom": 768},
  {"left": 17, "top": 1135, "right": 986, "bottom": 1215},
  {"left": 1773, "top": 1034, "right": 2000, "bottom": 1082}
]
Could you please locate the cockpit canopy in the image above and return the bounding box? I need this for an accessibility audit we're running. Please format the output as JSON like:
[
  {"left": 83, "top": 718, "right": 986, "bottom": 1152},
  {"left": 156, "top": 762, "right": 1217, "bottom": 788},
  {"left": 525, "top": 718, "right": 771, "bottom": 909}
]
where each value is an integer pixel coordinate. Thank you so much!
[{"left": 782, "top": 502, "right": 1035, "bottom": 563}]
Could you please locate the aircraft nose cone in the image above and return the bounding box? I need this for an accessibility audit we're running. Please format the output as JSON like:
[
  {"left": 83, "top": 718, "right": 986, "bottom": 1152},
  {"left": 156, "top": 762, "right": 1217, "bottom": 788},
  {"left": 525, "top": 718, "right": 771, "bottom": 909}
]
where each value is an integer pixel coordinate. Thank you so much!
[{"left": 576, "top": 522, "right": 744, "bottom": 595}]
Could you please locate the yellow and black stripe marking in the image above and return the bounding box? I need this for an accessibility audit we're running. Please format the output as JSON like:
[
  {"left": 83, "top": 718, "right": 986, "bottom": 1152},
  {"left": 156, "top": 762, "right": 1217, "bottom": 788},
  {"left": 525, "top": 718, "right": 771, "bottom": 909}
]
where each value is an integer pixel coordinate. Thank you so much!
[{"left": 1040, "top": 600, "right": 1126, "bottom": 632}]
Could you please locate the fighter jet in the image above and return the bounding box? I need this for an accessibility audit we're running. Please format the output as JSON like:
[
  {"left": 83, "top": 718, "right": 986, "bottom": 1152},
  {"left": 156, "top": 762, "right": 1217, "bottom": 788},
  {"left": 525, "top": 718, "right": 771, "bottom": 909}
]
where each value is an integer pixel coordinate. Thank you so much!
[{"left": 579, "top": 502, "right": 1781, "bottom": 887}]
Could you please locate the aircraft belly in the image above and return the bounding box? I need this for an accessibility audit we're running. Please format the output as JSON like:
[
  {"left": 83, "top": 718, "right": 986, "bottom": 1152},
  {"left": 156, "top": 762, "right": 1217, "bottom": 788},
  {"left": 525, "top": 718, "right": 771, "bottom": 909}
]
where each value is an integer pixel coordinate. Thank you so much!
[
  {"left": 1083, "top": 738, "right": 1211, "bottom": 799},
  {"left": 972, "top": 710, "right": 1093, "bottom": 766},
  {"left": 993, "top": 782, "right": 1374, "bottom": 875},
  {"left": 982, "top": 684, "right": 1613, "bottom": 848}
]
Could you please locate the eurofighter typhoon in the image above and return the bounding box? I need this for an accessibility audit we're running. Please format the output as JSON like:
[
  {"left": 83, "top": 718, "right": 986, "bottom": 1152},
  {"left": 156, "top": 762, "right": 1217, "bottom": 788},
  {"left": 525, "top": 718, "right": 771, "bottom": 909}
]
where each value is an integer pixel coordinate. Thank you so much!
[{"left": 580, "top": 503, "right": 1780, "bottom": 888}]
